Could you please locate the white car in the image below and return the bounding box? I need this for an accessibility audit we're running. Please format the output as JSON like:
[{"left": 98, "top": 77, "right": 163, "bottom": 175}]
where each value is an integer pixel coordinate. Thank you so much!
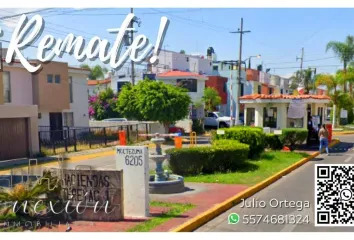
[
  {"left": 204, "top": 112, "right": 233, "bottom": 128},
  {"left": 102, "top": 118, "right": 128, "bottom": 122}
]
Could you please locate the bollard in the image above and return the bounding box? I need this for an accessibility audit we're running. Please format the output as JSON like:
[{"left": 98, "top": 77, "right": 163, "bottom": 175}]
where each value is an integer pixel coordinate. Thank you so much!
[
  {"left": 175, "top": 136, "right": 183, "bottom": 149},
  {"left": 190, "top": 131, "right": 197, "bottom": 147},
  {"left": 326, "top": 124, "right": 332, "bottom": 143},
  {"left": 119, "top": 130, "right": 127, "bottom": 146}
]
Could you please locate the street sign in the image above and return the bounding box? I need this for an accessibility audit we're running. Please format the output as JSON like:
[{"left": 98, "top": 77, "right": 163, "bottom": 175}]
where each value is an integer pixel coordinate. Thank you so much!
[{"left": 115, "top": 146, "right": 149, "bottom": 218}]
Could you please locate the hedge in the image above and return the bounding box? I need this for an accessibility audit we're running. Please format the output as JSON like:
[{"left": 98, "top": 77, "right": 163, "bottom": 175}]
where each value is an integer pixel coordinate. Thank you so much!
[
  {"left": 212, "top": 126, "right": 265, "bottom": 158},
  {"left": 166, "top": 141, "right": 250, "bottom": 176},
  {"left": 265, "top": 134, "right": 283, "bottom": 150},
  {"left": 278, "top": 128, "right": 308, "bottom": 150}
]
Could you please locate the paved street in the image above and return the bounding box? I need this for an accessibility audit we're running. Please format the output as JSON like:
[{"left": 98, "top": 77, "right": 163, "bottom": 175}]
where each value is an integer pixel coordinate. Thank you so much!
[{"left": 195, "top": 135, "right": 354, "bottom": 232}]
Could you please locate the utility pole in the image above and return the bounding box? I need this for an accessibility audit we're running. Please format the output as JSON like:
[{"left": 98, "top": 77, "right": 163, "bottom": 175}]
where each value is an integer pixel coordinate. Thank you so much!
[
  {"left": 230, "top": 18, "right": 250, "bottom": 126},
  {"left": 296, "top": 47, "right": 304, "bottom": 84},
  {"left": 130, "top": 8, "right": 135, "bottom": 85}
]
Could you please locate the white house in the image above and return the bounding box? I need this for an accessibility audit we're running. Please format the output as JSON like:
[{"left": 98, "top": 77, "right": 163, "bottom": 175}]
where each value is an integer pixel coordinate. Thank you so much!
[
  {"left": 157, "top": 70, "right": 208, "bottom": 119},
  {"left": 150, "top": 50, "right": 213, "bottom": 75}
]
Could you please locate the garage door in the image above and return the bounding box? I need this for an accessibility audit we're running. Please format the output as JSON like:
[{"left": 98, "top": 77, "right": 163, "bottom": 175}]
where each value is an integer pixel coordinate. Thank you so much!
[{"left": 0, "top": 118, "right": 29, "bottom": 161}]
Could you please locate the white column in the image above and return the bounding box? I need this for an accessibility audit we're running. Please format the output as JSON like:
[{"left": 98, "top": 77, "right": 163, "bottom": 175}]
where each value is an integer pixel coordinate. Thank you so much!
[
  {"left": 255, "top": 105, "right": 264, "bottom": 127},
  {"left": 303, "top": 107, "right": 308, "bottom": 129},
  {"left": 244, "top": 107, "right": 248, "bottom": 126}
]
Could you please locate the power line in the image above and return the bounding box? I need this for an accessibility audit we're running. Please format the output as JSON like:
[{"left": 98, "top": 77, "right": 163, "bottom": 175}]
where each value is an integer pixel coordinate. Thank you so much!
[{"left": 59, "top": 9, "right": 204, "bottom": 16}]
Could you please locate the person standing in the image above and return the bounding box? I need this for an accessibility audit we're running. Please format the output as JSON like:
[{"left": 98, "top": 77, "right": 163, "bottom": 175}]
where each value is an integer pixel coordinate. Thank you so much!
[{"left": 318, "top": 124, "right": 329, "bottom": 155}]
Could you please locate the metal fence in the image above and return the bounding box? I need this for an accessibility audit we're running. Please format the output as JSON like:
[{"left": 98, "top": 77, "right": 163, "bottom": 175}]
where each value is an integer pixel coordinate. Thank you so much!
[{"left": 38, "top": 123, "right": 150, "bottom": 155}]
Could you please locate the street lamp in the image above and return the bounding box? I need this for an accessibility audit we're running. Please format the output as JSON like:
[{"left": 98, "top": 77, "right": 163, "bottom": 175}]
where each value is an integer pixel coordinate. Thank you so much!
[{"left": 244, "top": 54, "right": 261, "bottom": 69}]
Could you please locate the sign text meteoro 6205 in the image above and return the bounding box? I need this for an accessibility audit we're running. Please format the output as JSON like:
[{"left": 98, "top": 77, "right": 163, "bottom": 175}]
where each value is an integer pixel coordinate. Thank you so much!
[{"left": 116, "top": 148, "right": 143, "bottom": 166}]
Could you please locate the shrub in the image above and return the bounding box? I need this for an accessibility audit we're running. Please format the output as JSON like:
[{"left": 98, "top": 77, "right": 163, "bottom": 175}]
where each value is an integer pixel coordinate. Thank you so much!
[
  {"left": 265, "top": 134, "right": 283, "bottom": 150},
  {"left": 211, "top": 126, "right": 265, "bottom": 158},
  {"left": 166, "top": 142, "right": 249, "bottom": 176},
  {"left": 212, "top": 139, "right": 240, "bottom": 146},
  {"left": 279, "top": 128, "right": 308, "bottom": 150},
  {"left": 192, "top": 119, "right": 205, "bottom": 134}
]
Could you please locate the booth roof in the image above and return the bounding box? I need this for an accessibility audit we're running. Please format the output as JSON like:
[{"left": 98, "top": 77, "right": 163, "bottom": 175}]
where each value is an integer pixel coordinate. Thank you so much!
[{"left": 240, "top": 94, "right": 331, "bottom": 100}]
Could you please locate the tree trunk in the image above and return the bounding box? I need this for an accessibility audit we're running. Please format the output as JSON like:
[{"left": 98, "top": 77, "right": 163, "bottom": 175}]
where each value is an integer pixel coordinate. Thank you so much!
[
  {"left": 344, "top": 63, "right": 348, "bottom": 93},
  {"left": 333, "top": 105, "right": 336, "bottom": 128}
]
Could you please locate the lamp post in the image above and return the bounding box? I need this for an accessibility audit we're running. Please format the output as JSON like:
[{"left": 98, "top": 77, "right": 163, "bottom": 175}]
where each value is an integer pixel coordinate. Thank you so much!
[{"left": 244, "top": 54, "right": 261, "bottom": 69}]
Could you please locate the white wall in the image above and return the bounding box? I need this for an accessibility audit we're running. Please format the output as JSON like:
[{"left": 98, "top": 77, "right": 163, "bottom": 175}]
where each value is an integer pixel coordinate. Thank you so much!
[
  {"left": 38, "top": 112, "right": 50, "bottom": 126},
  {"left": 5, "top": 67, "right": 33, "bottom": 105},
  {"left": 70, "top": 73, "right": 89, "bottom": 127}
]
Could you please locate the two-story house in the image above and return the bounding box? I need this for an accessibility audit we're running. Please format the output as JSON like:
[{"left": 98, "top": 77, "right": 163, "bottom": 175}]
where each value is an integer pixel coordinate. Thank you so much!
[
  {"left": 149, "top": 50, "right": 213, "bottom": 75},
  {"left": 157, "top": 70, "right": 208, "bottom": 119},
  {"left": 3, "top": 60, "right": 90, "bottom": 130}
]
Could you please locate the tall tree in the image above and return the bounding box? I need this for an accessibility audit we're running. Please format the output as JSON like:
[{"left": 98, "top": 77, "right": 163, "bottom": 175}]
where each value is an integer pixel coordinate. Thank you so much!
[
  {"left": 326, "top": 35, "right": 354, "bottom": 93},
  {"left": 116, "top": 80, "right": 191, "bottom": 132},
  {"left": 179, "top": 50, "right": 186, "bottom": 54},
  {"left": 203, "top": 87, "right": 221, "bottom": 112},
  {"left": 315, "top": 73, "right": 342, "bottom": 127},
  {"left": 289, "top": 68, "right": 314, "bottom": 94},
  {"left": 80, "top": 64, "right": 108, "bottom": 80}
]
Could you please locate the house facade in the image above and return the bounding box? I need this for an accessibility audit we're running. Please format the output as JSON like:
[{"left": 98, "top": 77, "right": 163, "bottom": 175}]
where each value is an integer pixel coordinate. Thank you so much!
[
  {"left": 157, "top": 70, "right": 208, "bottom": 119},
  {"left": 149, "top": 50, "right": 213, "bottom": 75},
  {"left": 3, "top": 60, "right": 90, "bottom": 129}
]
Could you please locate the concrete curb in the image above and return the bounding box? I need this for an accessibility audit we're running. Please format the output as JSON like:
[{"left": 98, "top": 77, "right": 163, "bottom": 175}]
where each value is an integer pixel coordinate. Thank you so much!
[
  {"left": 333, "top": 131, "right": 354, "bottom": 136},
  {"left": 170, "top": 139, "right": 340, "bottom": 232}
]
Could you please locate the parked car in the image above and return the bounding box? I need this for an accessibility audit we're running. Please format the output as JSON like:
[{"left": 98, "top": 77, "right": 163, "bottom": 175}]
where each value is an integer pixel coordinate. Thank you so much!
[
  {"left": 204, "top": 112, "right": 232, "bottom": 128},
  {"left": 102, "top": 118, "right": 128, "bottom": 122},
  {"left": 168, "top": 125, "right": 185, "bottom": 135}
]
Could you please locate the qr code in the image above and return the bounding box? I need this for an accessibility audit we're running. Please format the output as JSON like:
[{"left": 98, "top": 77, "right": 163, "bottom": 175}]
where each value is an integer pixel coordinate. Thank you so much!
[{"left": 315, "top": 164, "right": 354, "bottom": 226}]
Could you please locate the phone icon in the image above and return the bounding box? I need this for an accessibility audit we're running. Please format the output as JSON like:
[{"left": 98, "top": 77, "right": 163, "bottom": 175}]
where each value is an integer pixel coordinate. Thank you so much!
[
  {"left": 228, "top": 213, "right": 240, "bottom": 224},
  {"left": 340, "top": 189, "right": 353, "bottom": 201}
]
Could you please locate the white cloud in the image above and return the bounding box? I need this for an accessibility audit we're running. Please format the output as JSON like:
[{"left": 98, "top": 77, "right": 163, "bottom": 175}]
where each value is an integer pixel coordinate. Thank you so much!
[{"left": 0, "top": 8, "right": 43, "bottom": 29}]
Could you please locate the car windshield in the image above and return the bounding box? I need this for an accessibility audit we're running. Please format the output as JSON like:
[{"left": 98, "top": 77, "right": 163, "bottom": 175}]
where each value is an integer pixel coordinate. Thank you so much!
[{"left": 215, "top": 112, "right": 225, "bottom": 117}]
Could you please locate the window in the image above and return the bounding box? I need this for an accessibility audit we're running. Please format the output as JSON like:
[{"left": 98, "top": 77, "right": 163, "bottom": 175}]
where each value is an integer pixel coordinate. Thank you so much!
[
  {"left": 269, "top": 88, "right": 273, "bottom": 94},
  {"left": 69, "top": 76, "right": 73, "bottom": 103},
  {"left": 263, "top": 107, "right": 277, "bottom": 128},
  {"left": 176, "top": 78, "right": 197, "bottom": 92},
  {"left": 246, "top": 108, "right": 255, "bottom": 126},
  {"left": 223, "top": 82, "right": 227, "bottom": 93},
  {"left": 55, "top": 75, "right": 61, "bottom": 84},
  {"left": 3, "top": 71, "right": 11, "bottom": 103},
  {"left": 241, "top": 83, "right": 244, "bottom": 96},
  {"left": 213, "top": 66, "right": 218, "bottom": 71},
  {"left": 280, "top": 89, "right": 284, "bottom": 94},
  {"left": 47, "top": 74, "right": 53, "bottom": 83},
  {"left": 117, "top": 81, "right": 129, "bottom": 92},
  {"left": 207, "top": 112, "right": 216, "bottom": 118},
  {"left": 63, "top": 112, "right": 74, "bottom": 127},
  {"left": 287, "top": 107, "right": 304, "bottom": 128},
  {"left": 257, "top": 85, "right": 261, "bottom": 94}
]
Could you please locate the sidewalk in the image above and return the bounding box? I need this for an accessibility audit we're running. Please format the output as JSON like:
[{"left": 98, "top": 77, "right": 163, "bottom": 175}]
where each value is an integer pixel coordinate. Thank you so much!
[{"left": 36, "top": 182, "right": 248, "bottom": 232}]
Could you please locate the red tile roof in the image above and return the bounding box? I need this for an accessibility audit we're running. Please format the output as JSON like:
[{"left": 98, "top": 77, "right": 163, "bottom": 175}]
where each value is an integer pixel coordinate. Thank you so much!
[
  {"left": 87, "top": 79, "right": 111, "bottom": 86},
  {"left": 158, "top": 70, "right": 206, "bottom": 78},
  {"left": 240, "top": 94, "right": 331, "bottom": 100}
]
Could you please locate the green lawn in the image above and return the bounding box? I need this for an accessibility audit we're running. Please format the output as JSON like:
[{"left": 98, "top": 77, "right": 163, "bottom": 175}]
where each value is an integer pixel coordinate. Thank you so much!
[
  {"left": 126, "top": 201, "right": 194, "bottom": 232},
  {"left": 183, "top": 151, "right": 309, "bottom": 186}
]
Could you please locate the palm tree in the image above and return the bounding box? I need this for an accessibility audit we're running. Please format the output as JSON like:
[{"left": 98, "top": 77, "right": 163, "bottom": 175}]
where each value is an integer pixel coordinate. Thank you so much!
[
  {"left": 326, "top": 35, "right": 354, "bottom": 93},
  {"left": 336, "top": 66, "right": 354, "bottom": 96},
  {"left": 315, "top": 73, "right": 342, "bottom": 127},
  {"left": 80, "top": 64, "right": 108, "bottom": 80}
]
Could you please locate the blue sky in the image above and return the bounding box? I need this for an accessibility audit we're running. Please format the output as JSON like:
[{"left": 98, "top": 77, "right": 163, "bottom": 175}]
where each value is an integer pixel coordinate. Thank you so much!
[{"left": 0, "top": 8, "right": 354, "bottom": 77}]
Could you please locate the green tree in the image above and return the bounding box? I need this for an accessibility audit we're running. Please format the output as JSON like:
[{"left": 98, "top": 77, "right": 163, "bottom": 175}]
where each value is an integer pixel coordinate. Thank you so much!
[
  {"left": 289, "top": 68, "right": 314, "bottom": 94},
  {"left": 326, "top": 35, "right": 354, "bottom": 93},
  {"left": 203, "top": 87, "right": 221, "bottom": 112},
  {"left": 116, "top": 80, "right": 191, "bottom": 131},
  {"left": 179, "top": 50, "right": 186, "bottom": 54},
  {"left": 89, "top": 88, "right": 120, "bottom": 120},
  {"left": 315, "top": 72, "right": 343, "bottom": 127},
  {"left": 80, "top": 64, "right": 108, "bottom": 80},
  {"left": 337, "top": 66, "right": 354, "bottom": 97}
]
